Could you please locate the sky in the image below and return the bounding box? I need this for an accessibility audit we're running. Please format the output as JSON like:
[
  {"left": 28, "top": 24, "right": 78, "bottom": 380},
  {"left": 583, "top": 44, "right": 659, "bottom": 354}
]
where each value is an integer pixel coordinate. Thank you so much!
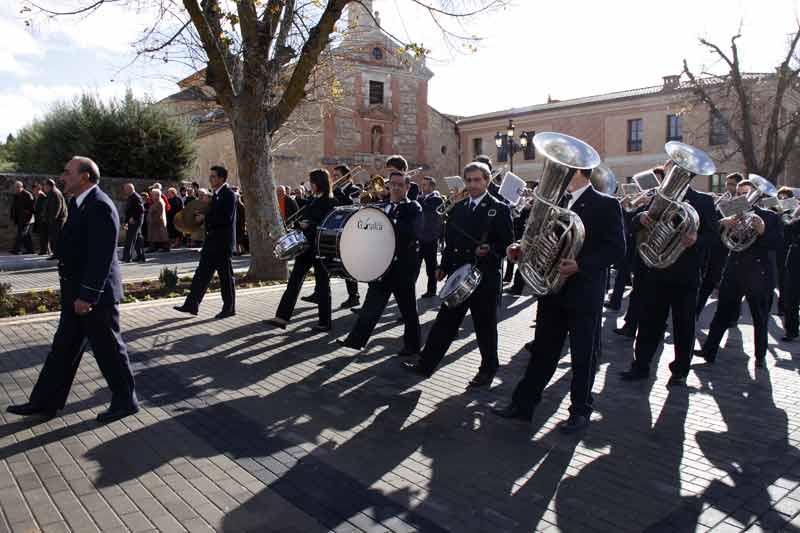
[{"left": 1, "top": 0, "right": 799, "bottom": 140}]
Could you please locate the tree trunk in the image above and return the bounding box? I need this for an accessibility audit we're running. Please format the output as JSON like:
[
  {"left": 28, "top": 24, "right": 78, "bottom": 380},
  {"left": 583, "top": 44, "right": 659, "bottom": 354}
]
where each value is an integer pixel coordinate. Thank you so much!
[{"left": 232, "top": 113, "right": 288, "bottom": 281}]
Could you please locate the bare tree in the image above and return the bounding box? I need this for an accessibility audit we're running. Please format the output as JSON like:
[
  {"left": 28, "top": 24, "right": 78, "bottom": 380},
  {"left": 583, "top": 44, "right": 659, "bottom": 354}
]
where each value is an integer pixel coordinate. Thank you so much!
[
  {"left": 682, "top": 28, "right": 800, "bottom": 184},
  {"left": 21, "top": 0, "right": 507, "bottom": 280}
]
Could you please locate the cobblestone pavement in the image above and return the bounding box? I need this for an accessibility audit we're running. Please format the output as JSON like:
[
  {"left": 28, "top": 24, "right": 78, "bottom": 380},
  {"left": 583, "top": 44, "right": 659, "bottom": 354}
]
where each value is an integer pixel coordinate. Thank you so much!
[
  {"left": 0, "top": 250, "right": 251, "bottom": 293},
  {"left": 1, "top": 277, "right": 800, "bottom": 532}
]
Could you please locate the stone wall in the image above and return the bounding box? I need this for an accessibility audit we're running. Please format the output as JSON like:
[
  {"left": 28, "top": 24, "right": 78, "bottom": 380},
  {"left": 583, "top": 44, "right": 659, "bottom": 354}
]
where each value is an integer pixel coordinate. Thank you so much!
[{"left": 0, "top": 173, "right": 181, "bottom": 251}]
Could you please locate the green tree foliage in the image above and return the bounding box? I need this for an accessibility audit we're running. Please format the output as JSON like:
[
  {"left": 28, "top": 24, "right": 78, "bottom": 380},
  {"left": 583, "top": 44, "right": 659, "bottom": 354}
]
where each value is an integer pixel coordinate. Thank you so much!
[
  {"left": 0, "top": 134, "right": 15, "bottom": 172},
  {"left": 11, "top": 91, "right": 196, "bottom": 180}
]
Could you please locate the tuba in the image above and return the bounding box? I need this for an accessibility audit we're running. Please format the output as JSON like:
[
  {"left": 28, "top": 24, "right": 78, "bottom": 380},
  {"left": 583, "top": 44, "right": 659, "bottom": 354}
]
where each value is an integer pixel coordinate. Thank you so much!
[
  {"left": 638, "top": 142, "right": 716, "bottom": 269},
  {"left": 719, "top": 174, "right": 777, "bottom": 252},
  {"left": 591, "top": 163, "right": 617, "bottom": 196},
  {"left": 517, "top": 132, "right": 601, "bottom": 295}
]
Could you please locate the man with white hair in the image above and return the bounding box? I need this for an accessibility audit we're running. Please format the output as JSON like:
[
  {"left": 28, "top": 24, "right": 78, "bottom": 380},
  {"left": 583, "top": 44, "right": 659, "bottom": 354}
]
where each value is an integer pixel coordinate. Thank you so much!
[
  {"left": 9, "top": 180, "right": 35, "bottom": 254},
  {"left": 6, "top": 156, "right": 138, "bottom": 423}
]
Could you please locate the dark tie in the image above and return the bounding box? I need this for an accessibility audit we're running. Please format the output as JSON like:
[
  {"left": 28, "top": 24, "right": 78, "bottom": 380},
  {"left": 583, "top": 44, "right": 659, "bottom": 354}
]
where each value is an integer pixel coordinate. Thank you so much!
[
  {"left": 68, "top": 197, "right": 78, "bottom": 214},
  {"left": 559, "top": 193, "right": 572, "bottom": 208},
  {"left": 470, "top": 200, "right": 478, "bottom": 211}
]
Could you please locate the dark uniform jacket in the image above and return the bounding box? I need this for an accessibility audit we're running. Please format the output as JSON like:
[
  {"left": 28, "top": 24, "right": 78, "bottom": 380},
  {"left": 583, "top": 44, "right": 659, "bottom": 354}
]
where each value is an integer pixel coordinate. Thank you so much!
[
  {"left": 632, "top": 187, "right": 718, "bottom": 286},
  {"left": 418, "top": 191, "right": 444, "bottom": 243},
  {"left": 408, "top": 181, "right": 420, "bottom": 202},
  {"left": 124, "top": 192, "right": 145, "bottom": 224},
  {"left": 296, "top": 194, "right": 335, "bottom": 245},
  {"left": 556, "top": 186, "right": 626, "bottom": 312},
  {"left": 725, "top": 206, "right": 783, "bottom": 288},
  {"left": 376, "top": 199, "right": 423, "bottom": 277},
  {"left": 34, "top": 193, "right": 47, "bottom": 230},
  {"left": 57, "top": 187, "right": 122, "bottom": 306},
  {"left": 440, "top": 192, "right": 514, "bottom": 288},
  {"left": 333, "top": 181, "right": 361, "bottom": 206},
  {"left": 203, "top": 183, "right": 237, "bottom": 255}
]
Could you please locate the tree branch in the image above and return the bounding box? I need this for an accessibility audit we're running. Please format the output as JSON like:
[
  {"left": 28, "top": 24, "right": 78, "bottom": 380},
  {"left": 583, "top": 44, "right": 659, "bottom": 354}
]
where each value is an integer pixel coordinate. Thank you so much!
[{"left": 182, "top": 0, "right": 236, "bottom": 109}]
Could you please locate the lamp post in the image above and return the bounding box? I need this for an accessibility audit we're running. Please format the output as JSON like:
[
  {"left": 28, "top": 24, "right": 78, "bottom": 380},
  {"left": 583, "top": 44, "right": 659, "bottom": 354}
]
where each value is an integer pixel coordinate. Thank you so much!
[{"left": 495, "top": 119, "right": 529, "bottom": 173}]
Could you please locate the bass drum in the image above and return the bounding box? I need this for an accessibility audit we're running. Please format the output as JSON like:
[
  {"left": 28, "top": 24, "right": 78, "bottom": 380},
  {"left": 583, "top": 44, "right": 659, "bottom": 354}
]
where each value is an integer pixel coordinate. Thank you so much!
[{"left": 317, "top": 206, "right": 396, "bottom": 282}]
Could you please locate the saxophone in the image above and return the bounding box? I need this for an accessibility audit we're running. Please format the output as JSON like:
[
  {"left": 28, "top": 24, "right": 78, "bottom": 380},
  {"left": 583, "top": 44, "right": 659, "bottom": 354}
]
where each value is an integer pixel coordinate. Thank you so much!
[
  {"left": 637, "top": 141, "right": 716, "bottom": 269},
  {"left": 719, "top": 174, "right": 778, "bottom": 252},
  {"left": 517, "top": 132, "right": 601, "bottom": 296}
]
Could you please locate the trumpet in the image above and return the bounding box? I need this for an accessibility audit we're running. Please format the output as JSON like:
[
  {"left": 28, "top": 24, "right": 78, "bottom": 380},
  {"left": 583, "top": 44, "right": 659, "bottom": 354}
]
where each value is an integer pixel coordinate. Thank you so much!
[
  {"left": 355, "top": 175, "right": 386, "bottom": 204},
  {"left": 511, "top": 188, "right": 535, "bottom": 217},
  {"left": 621, "top": 189, "right": 655, "bottom": 212},
  {"left": 436, "top": 188, "right": 471, "bottom": 215}
]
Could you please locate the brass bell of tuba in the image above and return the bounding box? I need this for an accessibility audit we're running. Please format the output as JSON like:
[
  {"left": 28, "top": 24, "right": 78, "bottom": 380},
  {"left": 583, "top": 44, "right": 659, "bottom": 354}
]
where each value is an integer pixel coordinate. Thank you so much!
[
  {"left": 637, "top": 141, "right": 716, "bottom": 269},
  {"left": 517, "top": 132, "right": 601, "bottom": 296}
]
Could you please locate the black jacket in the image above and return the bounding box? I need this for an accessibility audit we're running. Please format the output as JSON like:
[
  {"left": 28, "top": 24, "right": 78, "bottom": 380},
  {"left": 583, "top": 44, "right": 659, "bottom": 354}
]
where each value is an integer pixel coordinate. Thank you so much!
[
  {"left": 203, "top": 183, "right": 237, "bottom": 254},
  {"left": 725, "top": 206, "right": 783, "bottom": 288},
  {"left": 11, "top": 190, "right": 34, "bottom": 225},
  {"left": 633, "top": 187, "right": 718, "bottom": 286},
  {"left": 441, "top": 192, "right": 514, "bottom": 289},
  {"left": 408, "top": 181, "right": 420, "bottom": 202},
  {"left": 377, "top": 199, "right": 423, "bottom": 276},
  {"left": 334, "top": 181, "right": 361, "bottom": 206},
  {"left": 418, "top": 192, "right": 444, "bottom": 243},
  {"left": 124, "top": 192, "right": 145, "bottom": 225},
  {"left": 296, "top": 194, "right": 335, "bottom": 244},
  {"left": 553, "top": 186, "right": 626, "bottom": 313},
  {"left": 56, "top": 187, "right": 122, "bottom": 306},
  {"left": 34, "top": 193, "right": 47, "bottom": 229}
]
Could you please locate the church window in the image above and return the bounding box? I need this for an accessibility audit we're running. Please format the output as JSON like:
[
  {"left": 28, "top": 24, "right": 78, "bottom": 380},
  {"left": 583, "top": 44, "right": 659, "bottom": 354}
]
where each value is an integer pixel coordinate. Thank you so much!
[{"left": 369, "top": 81, "right": 384, "bottom": 105}]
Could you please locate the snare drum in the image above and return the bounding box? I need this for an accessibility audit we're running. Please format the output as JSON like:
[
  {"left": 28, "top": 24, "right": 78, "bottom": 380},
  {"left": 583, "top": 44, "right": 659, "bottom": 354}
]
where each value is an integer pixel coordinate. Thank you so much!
[
  {"left": 272, "top": 229, "right": 309, "bottom": 261},
  {"left": 438, "top": 264, "right": 482, "bottom": 308},
  {"left": 317, "top": 206, "right": 396, "bottom": 282}
]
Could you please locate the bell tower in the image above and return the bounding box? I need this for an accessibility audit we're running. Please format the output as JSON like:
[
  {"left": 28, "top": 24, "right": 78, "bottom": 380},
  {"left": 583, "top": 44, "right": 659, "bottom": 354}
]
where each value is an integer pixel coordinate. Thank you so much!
[{"left": 347, "top": 0, "right": 377, "bottom": 31}]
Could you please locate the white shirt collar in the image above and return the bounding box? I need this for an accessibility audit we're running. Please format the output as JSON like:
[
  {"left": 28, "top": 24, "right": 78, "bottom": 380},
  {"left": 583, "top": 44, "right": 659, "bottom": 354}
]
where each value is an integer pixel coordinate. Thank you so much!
[
  {"left": 567, "top": 183, "right": 591, "bottom": 209},
  {"left": 469, "top": 191, "right": 488, "bottom": 208},
  {"left": 212, "top": 183, "right": 225, "bottom": 196},
  {"left": 75, "top": 185, "right": 98, "bottom": 208}
]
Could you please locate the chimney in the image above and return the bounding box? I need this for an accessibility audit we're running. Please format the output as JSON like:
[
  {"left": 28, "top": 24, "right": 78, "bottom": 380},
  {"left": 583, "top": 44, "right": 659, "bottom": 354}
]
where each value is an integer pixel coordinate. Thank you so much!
[
  {"left": 547, "top": 94, "right": 560, "bottom": 104},
  {"left": 662, "top": 75, "right": 680, "bottom": 89}
]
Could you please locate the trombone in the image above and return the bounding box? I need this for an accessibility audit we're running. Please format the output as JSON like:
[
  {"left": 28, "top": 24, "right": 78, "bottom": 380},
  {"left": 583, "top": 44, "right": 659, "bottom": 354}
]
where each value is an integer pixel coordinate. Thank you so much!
[{"left": 354, "top": 175, "right": 386, "bottom": 204}]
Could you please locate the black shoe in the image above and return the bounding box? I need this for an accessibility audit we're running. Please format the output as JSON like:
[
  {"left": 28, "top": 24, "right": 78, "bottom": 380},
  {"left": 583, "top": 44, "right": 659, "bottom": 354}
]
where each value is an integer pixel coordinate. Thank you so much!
[
  {"left": 620, "top": 368, "right": 649, "bottom": 382},
  {"left": 603, "top": 301, "right": 621, "bottom": 311},
  {"left": 173, "top": 305, "right": 198, "bottom": 316},
  {"left": 214, "top": 309, "right": 236, "bottom": 319},
  {"left": 468, "top": 371, "right": 496, "bottom": 388},
  {"left": 301, "top": 294, "right": 318, "bottom": 304},
  {"left": 6, "top": 403, "right": 57, "bottom": 418},
  {"left": 313, "top": 323, "right": 331, "bottom": 332},
  {"left": 781, "top": 335, "right": 797, "bottom": 342},
  {"left": 96, "top": 405, "right": 139, "bottom": 424},
  {"left": 524, "top": 340, "right": 534, "bottom": 352},
  {"left": 491, "top": 403, "right": 532, "bottom": 422},
  {"left": 350, "top": 307, "right": 361, "bottom": 315},
  {"left": 402, "top": 361, "right": 432, "bottom": 378},
  {"left": 612, "top": 327, "right": 635, "bottom": 339},
  {"left": 559, "top": 415, "right": 590, "bottom": 434},
  {"left": 37, "top": 252, "right": 47, "bottom": 256},
  {"left": 397, "top": 347, "right": 419, "bottom": 357},
  {"left": 667, "top": 375, "right": 687, "bottom": 387},
  {"left": 339, "top": 297, "right": 360, "bottom": 309},
  {"left": 265, "top": 317, "right": 288, "bottom": 329},
  {"left": 693, "top": 349, "right": 715, "bottom": 364},
  {"left": 755, "top": 358, "right": 766, "bottom": 369},
  {"left": 9, "top": 250, "right": 19, "bottom": 255},
  {"left": 420, "top": 292, "right": 436, "bottom": 299},
  {"left": 335, "top": 338, "right": 361, "bottom": 350}
]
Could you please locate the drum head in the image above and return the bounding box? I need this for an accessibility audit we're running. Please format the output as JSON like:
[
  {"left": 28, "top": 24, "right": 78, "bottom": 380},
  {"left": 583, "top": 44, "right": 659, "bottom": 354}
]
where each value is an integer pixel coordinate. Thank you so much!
[
  {"left": 339, "top": 207, "right": 396, "bottom": 281},
  {"left": 440, "top": 264, "right": 474, "bottom": 298}
]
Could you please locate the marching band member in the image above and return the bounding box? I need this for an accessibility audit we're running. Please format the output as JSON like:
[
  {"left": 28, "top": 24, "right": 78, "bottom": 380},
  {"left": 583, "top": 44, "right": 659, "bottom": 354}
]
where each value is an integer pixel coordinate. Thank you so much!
[
  {"left": 620, "top": 186, "right": 717, "bottom": 386},
  {"left": 494, "top": 166, "right": 625, "bottom": 432},
  {"left": 475, "top": 154, "right": 504, "bottom": 201},
  {"left": 695, "top": 179, "right": 783, "bottom": 368},
  {"left": 267, "top": 169, "right": 335, "bottom": 332},
  {"left": 403, "top": 161, "right": 514, "bottom": 387},
  {"left": 604, "top": 207, "right": 636, "bottom": 311},
  {"left": 783, "top": 205, "right": 800, "bottom": 341},
  {"left": 384, "top": 155, "right": 419, "bottom": 201},
  {"left": 776, "top": 186, "right": 795, "bottom": 316},
  {"left": 697, "top": 173, "right": 742, "bottom": 315},
  {"left": 338, "top": 171, "right": 423, "bottom": 354},
  {"left": 333, "top": 164, "right": 362, "bottom": 309},
  {"left": 417, "top": 176, "right": 444, "bottom": 298}
]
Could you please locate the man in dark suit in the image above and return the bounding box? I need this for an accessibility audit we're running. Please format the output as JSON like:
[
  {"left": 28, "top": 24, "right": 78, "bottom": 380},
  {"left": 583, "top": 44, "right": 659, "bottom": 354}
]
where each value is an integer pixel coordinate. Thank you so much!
[
  {"left": 494, "top": 167, "right": 625, "bottom": 432},
  {"left": 620, "top": 186, "right": 718, "bottom": 386},
  {"left": 10, "top": 180, "right": 35, "bottom": 254},
  {"left": 339, "top": 171, "right": 423, "bottom": 353},
  {"left": 122, "top": 183, "right": 146, "bottom": 263},
  {"left": 696, "top": 179, "right": 783, "bottom": 369},
  {"left": 404, "top": 161, "right": 514, "bottom": 387},
  {"left": 174, "top": 165, "right": 237, "bottom": 319},
  {"left": 384, "top": 155, "right": 420, "bottom": 202},
  {"left": 782, "top": 213, "right": 800, "bottom": 341},
  {"left": 416, "top": 176, "right": 444, "bottom": 298},
  {"left": 604, "top": 208, "right": 636, "bottom": 310},
  {"left": 6, "top": 157, "right": 138, "bottom": 423},
  {"left": 332, "top": 164, "right": 362, "bottom": 309},
  {"left": 32, "top": 183, "right": 48, "bottom": 255}
]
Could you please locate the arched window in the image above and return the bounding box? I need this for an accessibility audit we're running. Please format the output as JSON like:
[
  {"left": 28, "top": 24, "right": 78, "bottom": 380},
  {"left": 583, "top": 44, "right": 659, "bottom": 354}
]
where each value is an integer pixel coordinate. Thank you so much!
[{"left": 370, "top": 125, "right": 384, "bottom": 154}]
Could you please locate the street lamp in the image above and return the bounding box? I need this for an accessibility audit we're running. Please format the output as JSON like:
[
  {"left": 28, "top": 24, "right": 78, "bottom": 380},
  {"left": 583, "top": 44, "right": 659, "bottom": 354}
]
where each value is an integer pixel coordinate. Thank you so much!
[{"left": 495, "top": 119, "right": 529, "bottom": 173}]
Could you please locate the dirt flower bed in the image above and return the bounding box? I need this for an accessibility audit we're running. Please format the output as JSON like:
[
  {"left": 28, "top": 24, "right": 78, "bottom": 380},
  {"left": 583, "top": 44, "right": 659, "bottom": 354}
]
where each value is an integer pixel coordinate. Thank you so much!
[{"left": 0, "top": 272, "right": 289, "bottom": 318}]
